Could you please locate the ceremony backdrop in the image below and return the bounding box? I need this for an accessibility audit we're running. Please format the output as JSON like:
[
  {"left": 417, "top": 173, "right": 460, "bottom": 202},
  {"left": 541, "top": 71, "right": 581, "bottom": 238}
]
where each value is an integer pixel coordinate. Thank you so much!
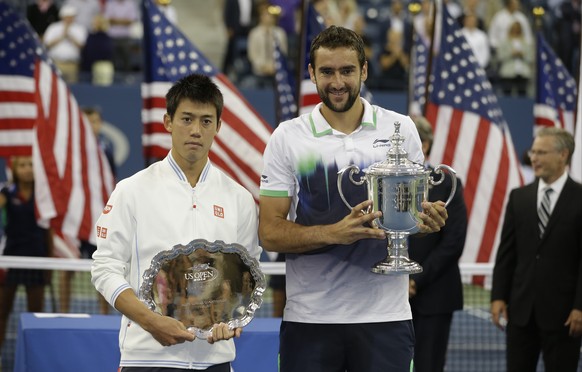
[{"left": 61, "top": 86, "right": 534, "bottom": 183}]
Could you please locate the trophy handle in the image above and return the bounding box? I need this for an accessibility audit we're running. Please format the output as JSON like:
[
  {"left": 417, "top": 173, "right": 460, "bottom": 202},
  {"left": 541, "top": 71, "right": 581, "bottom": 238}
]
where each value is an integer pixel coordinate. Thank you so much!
[
  {"left": 429, "top": 165, "right": 457, "bottom": 207},
  {"left": 337, "top": 165, "right": 365, "bottom": 211}
]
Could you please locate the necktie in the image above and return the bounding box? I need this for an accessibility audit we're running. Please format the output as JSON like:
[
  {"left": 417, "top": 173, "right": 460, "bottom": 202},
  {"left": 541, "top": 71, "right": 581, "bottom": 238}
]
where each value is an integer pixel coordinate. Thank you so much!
[{"left": 538, "top": 188, "right": 553, "bottom": 237}]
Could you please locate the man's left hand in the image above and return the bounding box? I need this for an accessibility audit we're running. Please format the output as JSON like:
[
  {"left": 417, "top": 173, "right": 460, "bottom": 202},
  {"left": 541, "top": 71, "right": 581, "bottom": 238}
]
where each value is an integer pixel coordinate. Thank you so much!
[
  {"left": 418, "top": 200, "right": 448, "bottom": 233},
  {"left": 207, "top": 323, "right": 242, "bottom": 344}
]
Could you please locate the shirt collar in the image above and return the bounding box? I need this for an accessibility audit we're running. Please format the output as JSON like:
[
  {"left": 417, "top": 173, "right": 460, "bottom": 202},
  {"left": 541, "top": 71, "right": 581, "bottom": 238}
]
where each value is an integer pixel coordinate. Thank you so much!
[
  {"left": 538, "top": 169, "right": 568, "bottom": 195},
  {"left": 165, "top": 151, "right": 212, "bottom": 184},
  {"left": 308, "top": 97, "right": 377, "bottom": 137}
]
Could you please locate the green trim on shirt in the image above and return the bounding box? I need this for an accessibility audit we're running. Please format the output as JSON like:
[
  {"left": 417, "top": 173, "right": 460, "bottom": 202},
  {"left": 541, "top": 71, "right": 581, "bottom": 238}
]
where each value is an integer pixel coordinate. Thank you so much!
[
  {"left": 259, "top": 189, "right": 289, "bottom": 197},
  {"left": 309, "top": 105, "right": 378, "bottom": 137},
  {"left": 309, "top": 114, "right": 333, "bottom": 137},
  {"left": 361, "top": 107, "right": 377, "bottom": 128}
]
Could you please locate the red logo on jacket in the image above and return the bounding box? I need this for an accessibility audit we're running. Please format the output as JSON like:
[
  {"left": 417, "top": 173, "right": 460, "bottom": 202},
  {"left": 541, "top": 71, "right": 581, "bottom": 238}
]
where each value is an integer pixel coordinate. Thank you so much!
[
  {"left": 213, "top": 205, "right": 224, "bottom": 218},
  {"left": 103, "top": 205, "right": 113, "bottom": 214},
  {"left": 97, "top": 226, "right": 108, "bottom": 239}
]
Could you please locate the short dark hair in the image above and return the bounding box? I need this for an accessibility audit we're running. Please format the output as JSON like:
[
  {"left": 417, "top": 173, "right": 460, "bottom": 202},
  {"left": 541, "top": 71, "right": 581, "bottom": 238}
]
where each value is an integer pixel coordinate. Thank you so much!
[
  {"left": 309, "top": 25, "right": 366, "bottom": 70},
  {"left": 165, "top": 74, "right": 224, "bottom": 120},
  {"left": 536, "top": 126, "right": 575, "bottom": 165}
]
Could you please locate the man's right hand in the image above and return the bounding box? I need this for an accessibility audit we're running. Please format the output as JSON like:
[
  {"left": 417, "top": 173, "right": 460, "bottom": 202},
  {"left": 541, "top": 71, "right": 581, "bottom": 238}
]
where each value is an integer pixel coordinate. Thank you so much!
[
  {"left": 328, "top": 200, "right": 386, "bottom": 245},
  {"left": 491, "top": 299, "right": 508, "bottom": 331},
  {"left": 143, "top": 315, "right": 196, "bottom": 346}
]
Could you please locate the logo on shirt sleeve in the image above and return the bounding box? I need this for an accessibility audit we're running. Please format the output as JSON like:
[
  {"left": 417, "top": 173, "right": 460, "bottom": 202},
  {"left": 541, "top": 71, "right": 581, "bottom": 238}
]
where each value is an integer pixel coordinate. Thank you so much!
[
  {"left": 103, "top": 205, "right": 113, "bottom": 214},
  {"left": 96, "top": 226, "right": 108, "bottom": 239},
  {"left": 213, "top": 205, "right": 224, "bottom": 218}
]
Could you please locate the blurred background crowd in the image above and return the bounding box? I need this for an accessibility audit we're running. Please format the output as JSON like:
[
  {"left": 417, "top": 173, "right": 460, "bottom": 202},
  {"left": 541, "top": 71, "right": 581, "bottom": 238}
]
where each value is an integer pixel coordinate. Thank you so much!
[{"left": 5, "top": 0, "right": 581, "bottom": 97}]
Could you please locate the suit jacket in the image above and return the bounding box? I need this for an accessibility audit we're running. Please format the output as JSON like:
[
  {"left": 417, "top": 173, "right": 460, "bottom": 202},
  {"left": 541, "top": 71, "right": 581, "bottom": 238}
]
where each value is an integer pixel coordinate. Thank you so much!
[
  {"left": 409, "top": 169, "right": 468, "bottom": 315},
  {"left": 491, "top": 177, "right": 582, "bottom": 330}
]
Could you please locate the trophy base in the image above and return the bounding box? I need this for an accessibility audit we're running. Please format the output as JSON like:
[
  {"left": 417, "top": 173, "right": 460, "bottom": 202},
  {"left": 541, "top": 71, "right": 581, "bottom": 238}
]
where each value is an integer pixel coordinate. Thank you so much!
[{"left": 371, "top": 257, "right": 423, "bottom": 275}]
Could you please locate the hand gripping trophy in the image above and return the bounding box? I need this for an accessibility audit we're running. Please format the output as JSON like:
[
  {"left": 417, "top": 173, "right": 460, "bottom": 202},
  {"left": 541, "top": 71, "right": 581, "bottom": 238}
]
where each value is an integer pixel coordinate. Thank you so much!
[{"left": 337, "top": 122, "right": 457, "bottom": 275}]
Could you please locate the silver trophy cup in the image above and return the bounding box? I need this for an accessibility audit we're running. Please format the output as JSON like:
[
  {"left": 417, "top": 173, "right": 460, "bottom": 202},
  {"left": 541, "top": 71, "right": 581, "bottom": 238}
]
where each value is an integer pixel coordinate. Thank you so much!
[{"left": 337, "top": 122, "right": 457, "bottom": 275}]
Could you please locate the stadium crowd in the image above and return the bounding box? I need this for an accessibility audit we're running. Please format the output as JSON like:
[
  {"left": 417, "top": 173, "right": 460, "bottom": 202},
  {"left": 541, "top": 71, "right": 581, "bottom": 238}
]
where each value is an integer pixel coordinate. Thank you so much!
[{"left": 6, "top": 0, "right": 580, "bottom": 96}]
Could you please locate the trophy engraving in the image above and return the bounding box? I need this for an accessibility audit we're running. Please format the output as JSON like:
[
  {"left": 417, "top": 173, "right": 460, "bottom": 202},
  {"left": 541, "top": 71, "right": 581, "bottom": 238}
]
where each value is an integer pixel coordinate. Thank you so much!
[
  {"left": 140, "top": 239, "right": 265, "bottom": 338},
  {"left": 395, "top": 183, "right": 411, "bottom": 212},
  {"left": 338, "top": 122, "right": 457, "bottom": 274}
]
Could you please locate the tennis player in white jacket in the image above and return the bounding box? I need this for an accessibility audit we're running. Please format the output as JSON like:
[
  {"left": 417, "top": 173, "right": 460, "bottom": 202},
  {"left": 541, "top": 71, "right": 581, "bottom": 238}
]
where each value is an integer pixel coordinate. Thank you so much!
[{"left": 91, "top": 74, "right": 261, "bottom": 371}]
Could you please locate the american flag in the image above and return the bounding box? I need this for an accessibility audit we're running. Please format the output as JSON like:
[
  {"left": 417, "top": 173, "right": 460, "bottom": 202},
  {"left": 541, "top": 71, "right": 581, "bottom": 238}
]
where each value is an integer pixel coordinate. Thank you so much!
[
  {"left": 298, "top": 4, "right": 373, "bottom": 115},
  {"left": 416, "top": 6, "right": 524, "bottom": 265},
  {"left": 0, "top": 2, "right": 115, "bottom": 256},
  {"left": 273, "top": 37, "right": 297, "bottom": 123},
  {"left": 534, "top": 32, "right": 577, "bottom": 135},
  {"left": 141, "top": 0, "right": 272, "bottom": 200}
]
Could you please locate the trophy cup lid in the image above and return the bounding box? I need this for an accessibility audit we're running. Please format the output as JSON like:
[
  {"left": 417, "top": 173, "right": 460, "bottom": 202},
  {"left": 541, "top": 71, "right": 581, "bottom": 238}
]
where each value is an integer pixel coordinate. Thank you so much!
[{"left": 364, "top": 121, "right": 426, "bottom": 176}]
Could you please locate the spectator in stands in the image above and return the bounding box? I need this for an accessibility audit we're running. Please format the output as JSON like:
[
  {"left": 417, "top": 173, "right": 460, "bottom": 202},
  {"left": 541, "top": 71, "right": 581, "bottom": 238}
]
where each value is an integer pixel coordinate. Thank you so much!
[
  {"left": 376, "top": 28, "right": 409, "bottom": 91},
  {"left": 222, "top": 0, "right": 254, "bottom": 78},
  {"left": 91, "top": 73, "right": 261, "bottom": 370},
  {"left": 496, "top": 20, "right": 533, "bottom": 96},
  {"left": 63, "top": 0, "right": 101, "bottom": 31},
  {"left": 491, "top": 127, "right": 582, "bottom": 371},
  {"left": 43, "top": 5, "right": 88, "bottom": 84},
  {"left": 553, "top": 0, "right": 581, "bottom": 76},
  {"left": 84, "top": 107, "right": 117, "bottom": 176},
  {"left": 461, "top": 13, "right": 490, "bottom": 69},
  {"left": 458, "top": 0, "right": 486, "bottom": 30},
  {"left": 258, "top": 25, "right": 449, "bottom": 372},
  {"left": 312, "top": 0, "right": 341, "bottom": 28},
  {"left": 103, "top": 0, "right": 140, "bottom": 73},
  {"left": 59, "top": 107, "right": 116, "bottom": 315},
  {"left": 270, "top": 0, "right": 300, "bottom": 41},
  {"left": 487, "top": 0, "right": 533, "bottom": 53},
  {"left": 26, "top": 0, "right": 60, "bottom": 38},
  {"left": 413, "top": 0, "right": 437, "bottom": 47},
  {"left": 80, "top": 14, "right": 114, "bottom": 85},
  {"left": 408, "top": 116, "right": 468, "bottom": 372},
  {"left": 247, "top": 3, "right": 287, "bottom": 88},
  {"left": 0, "top": 156, "right": 53, "bottom": 352},
  {"left": 387, "top": 0, "right": 411, "bottom": 35},
  {"left": 444, "top": 0, "right": 463, "bottom": 19},
  {"left": 388, "top": 0, "right": 412, "bottom": 52},
  {"left": 336, "top": 0, "right": 366, "bottom": 36},
  {"left": 155, "top": 0, "right": 177, "bottom": 24},
  {"left": 270, "top": 0, "right": 301, "bottom": 78}
]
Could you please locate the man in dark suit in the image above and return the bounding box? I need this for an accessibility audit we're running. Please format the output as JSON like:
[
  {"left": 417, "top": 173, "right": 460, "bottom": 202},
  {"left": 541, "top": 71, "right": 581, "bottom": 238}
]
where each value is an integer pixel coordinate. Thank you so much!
[
  {"left": 409, "top": 116, "right": 468, "bottom": 372},
  {"left": 491, "top": 127, "right": 582, "bottom": 372}
]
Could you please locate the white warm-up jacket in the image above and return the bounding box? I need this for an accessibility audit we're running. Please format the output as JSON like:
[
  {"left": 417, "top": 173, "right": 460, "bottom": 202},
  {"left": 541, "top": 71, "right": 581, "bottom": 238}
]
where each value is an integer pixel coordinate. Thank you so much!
[{"left": 91, "top": 154, "right": 261, "bottom": 369}]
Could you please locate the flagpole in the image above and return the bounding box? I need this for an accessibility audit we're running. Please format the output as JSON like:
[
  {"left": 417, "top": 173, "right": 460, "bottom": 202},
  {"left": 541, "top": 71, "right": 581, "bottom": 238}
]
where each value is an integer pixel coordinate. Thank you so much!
[
  {"left": 422, "top": 0, "right": 439, "bottom": 118},
  {"left": 572, "top": 17, "right": 582, "bottom": 183},
  {"left": 407, "top": 2, "right": 422, "bottom": 114},
  {"left": 296, "top": 0, "right": 309, "bottom": 112},
  {"left": 532, "top": 7, "right": 544, "bottom": 136}
]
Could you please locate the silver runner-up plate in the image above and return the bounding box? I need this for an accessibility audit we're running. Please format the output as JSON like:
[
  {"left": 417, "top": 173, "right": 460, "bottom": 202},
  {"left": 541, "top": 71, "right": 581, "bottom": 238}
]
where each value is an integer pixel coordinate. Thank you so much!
[{"left": 139, "top": 239, "right": 265, "bottom": 339}]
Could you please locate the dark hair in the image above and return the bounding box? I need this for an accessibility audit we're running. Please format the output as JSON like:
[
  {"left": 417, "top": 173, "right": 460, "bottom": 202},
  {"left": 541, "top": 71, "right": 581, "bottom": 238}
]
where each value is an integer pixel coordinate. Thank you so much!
[
  {"left": 411, "top": 115, "right": 434, "bottom": 156},
  {"left": 309, "top": 25, "right": 366, "bottom": 70},
  {"left": 165, "top": 74, "right": 224, "bottom": 120},
  {"left": 536, "top": 126, "right": 575, "bottom": 165}
]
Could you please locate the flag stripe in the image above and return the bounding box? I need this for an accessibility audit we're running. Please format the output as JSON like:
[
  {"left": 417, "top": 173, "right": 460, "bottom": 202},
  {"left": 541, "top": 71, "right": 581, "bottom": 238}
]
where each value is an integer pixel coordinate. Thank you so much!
[{"left": 476, "top": 132, "right": 510, "bottom": 263}]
